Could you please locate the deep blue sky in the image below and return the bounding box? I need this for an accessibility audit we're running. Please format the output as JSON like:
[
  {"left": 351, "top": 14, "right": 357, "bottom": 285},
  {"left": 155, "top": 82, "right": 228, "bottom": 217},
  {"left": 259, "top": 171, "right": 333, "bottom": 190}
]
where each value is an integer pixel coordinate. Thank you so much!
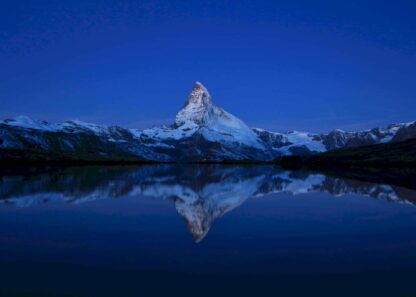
[{"left": 1, "top": 0, "right": 415, "bottom": 132}]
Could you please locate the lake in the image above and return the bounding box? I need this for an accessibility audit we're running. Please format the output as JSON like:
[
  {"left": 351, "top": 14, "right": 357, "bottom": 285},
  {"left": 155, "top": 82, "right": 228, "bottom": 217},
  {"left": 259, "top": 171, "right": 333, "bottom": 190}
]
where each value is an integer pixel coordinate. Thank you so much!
[{"left": 0, "top": 165, "right": 415, "bottom": 296}]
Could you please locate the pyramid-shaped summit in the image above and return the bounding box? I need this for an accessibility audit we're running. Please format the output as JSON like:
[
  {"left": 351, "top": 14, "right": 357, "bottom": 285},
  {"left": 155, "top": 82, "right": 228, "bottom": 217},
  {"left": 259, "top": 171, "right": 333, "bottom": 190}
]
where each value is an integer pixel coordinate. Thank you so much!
[
  {"left": 173, "top": 81, "right": 264, "bottom": 149},
  {"left": 175, "top": 81, "right": 214, "bottom": 126},
  {"left": 184, "top": 81, "right": 212, "bottom": 106}
]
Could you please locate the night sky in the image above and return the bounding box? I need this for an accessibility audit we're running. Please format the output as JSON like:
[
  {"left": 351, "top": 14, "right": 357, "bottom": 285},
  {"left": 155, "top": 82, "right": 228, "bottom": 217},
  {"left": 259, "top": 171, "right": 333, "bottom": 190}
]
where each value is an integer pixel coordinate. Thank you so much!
[{"left": 1, "top": 0, "right": 415, "bottom": 132}]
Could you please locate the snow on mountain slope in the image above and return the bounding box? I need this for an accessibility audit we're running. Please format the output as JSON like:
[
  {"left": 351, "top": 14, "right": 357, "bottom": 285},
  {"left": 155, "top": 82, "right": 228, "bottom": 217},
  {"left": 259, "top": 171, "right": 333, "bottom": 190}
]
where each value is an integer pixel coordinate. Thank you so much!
[
  {"left": 2, "top": 116, "right": 61, "bottom": 131},
  {"left": 2, "top": 116, "right": 113, "bottom": 136},
  {"left": 60, "top": 120, "right": 110, "bottom": 135},
  {"left": 253, "top": 128, "right": 326, "bottom": 155},
  {"left": 321, "top": 122, "right": 415, "bottom": 150},
  {"left": 1, "top": 116, "right": 138, "bottom": 145},
  {"left": 255, "top": 120, "right": 416, "bottom": 156},
  {"left": 279, "top": 131, "right": 326, "bottom": 154},
  {"left": 138, "top": 123, "right": 198, "bottom": 140}
]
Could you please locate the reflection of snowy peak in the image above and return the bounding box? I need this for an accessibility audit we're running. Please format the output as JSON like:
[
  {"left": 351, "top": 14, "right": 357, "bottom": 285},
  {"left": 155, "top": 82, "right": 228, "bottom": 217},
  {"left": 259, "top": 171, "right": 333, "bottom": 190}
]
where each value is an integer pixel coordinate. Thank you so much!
[
  {"left": 173, "top": 170, "right": 265, "bottom": 242},
  {"left": 1, "top": 165, "right": 415, "bottom": 242},
  {"left": 1, "top": 82, "right": 415, "bottom": 162}
]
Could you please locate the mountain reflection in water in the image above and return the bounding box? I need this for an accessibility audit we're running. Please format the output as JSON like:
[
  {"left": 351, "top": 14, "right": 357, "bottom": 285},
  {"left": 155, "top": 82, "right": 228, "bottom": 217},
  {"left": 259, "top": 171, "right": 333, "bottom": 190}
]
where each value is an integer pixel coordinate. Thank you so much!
[{"left": 1, "top": 165, "right": 415, "bottom": 242}]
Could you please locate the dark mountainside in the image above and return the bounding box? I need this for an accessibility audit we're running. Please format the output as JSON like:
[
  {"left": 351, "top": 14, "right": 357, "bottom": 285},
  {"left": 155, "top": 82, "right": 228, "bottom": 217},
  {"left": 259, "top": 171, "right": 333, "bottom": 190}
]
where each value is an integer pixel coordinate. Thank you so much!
[{"left": 305, "top": 138, "right": 416, "bottom": 168}]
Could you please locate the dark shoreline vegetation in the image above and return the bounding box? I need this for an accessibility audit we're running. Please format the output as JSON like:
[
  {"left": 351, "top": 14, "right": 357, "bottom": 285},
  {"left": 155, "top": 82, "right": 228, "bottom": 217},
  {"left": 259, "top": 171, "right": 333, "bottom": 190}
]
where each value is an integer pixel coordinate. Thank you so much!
[
  {"left": 2, "top": 164, "right": 415, "bottom": 190},
  {"left": 304, "top": 138, "right": 416, "bottom": 168},
  {"left": 1, "top": 163, "right": 416, "bottom": 195},
  {"left": 1, "top": 137, "right": 416, "bottom": 167},
  {"left": 279, "top": 138, "right": 416, "bottom": 169}
]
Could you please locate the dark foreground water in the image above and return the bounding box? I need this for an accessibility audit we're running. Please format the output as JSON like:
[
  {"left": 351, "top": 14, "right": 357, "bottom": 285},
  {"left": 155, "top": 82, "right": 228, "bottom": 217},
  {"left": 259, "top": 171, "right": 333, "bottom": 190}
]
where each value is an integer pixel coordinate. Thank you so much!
[{"left": 0, "top": 165, "right": 416, "bottom": 297}]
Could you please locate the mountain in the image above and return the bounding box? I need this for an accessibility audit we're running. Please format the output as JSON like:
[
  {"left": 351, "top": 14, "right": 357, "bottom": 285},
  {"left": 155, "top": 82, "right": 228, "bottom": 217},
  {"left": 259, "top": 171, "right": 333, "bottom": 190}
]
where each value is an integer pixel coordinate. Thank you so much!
[
  {"left": 255, "top": 122, "right": 416, "bottom": 155},
  {"left": 133, "top": 81, "right": 270, "bottom": 161},
  {"left": 305, "top": 138, "right": 416, "bottom": 168},
  {"left": 1, "top": 165, "right": 416, "bottom": 242},
  {"left": 1, "top": 82, "right": 415, "bottom": 162}
]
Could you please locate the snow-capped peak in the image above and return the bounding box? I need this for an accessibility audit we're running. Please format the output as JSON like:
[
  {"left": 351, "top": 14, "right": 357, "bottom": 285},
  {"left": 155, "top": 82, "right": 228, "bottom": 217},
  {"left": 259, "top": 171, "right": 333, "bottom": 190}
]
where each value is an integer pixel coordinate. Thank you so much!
[
  {"left": 1, "top": 116, "right": 112, "bottom": 135},
  {"left": 172, "top": 82, "right": 264, "bottom": 149},
  {"left": 187, "top": 81, "right": 212, "bottom": 105},
  {"left": 61, "top": 119, "right": 109, "bottom": 134},
  {"left": 2, "top": 116, "right": 60, "bottom": 131},
  {"left": 185, "top": 81, "right": 212, "bottom": 106},
  {"left": 175, "top": 81, "right": 214, "bottom": 126}
]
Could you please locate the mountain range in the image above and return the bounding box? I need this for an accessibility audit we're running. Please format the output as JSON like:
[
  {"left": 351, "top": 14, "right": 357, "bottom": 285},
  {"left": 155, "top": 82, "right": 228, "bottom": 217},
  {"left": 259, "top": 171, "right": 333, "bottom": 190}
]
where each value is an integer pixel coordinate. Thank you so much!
[{"left": 1, "top": 82, "right": 415, "bottom": 162}]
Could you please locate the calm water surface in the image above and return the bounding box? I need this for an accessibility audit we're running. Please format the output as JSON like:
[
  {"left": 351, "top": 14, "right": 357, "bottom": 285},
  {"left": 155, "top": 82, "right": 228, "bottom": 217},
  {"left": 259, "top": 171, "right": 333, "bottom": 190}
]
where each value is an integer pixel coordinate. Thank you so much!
[{"left": 0, "top": 165, "right": 416, "bottom": 296}]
